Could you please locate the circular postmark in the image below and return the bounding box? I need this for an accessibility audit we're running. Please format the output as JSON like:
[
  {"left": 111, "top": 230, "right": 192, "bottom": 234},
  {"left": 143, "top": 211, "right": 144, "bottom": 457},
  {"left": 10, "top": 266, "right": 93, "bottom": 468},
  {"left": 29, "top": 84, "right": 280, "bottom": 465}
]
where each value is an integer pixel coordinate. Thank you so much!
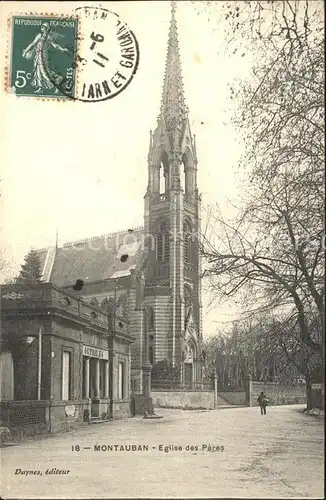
[{"left": 45, "top": 6, "right": 139, "bottom": 102}]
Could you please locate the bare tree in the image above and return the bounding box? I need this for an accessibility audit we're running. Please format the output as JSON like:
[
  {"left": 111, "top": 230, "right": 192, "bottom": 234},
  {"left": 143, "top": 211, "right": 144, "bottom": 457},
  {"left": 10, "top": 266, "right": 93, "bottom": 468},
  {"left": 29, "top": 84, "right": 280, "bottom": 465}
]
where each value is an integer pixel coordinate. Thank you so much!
[
  {"left": 0, "top": 250, "right": 17, "bottom": 284},
  {"left": 199, "top": 1, "right": 324, "bottom": 406},
  {"left": 203, "top": 316, "right": 303, "bottom": 388}
]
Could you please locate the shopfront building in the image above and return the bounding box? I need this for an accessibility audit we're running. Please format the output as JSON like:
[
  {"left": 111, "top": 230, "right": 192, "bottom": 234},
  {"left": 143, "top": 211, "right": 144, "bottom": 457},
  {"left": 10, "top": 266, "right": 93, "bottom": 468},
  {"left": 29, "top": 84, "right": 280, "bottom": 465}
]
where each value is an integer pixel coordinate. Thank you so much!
[{"left": 0, "top": 283, "right": 133, "bottom": 436}]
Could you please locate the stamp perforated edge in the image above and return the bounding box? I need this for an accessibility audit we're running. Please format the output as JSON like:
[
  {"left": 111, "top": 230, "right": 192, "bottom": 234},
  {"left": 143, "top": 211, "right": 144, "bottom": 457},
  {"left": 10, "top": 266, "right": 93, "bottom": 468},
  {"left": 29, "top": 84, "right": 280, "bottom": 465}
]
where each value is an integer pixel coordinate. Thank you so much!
[{"left": 4, "top": 12, "right": 82, "bottom": 102}]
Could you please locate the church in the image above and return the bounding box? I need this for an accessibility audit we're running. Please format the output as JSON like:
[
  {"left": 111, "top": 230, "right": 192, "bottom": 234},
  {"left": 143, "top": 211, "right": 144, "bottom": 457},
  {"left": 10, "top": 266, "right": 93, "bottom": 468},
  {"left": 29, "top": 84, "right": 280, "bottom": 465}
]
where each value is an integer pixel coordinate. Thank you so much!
[{"left": 35, "top": 3, "right": 203, "bottom": 393}]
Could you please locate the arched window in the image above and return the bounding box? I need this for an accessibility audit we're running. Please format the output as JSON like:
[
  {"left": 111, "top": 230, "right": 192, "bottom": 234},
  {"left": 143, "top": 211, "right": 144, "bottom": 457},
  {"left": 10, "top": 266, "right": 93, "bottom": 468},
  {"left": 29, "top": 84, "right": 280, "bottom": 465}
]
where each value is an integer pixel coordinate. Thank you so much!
[
  {"left": 182, "top": 153, "right": 189, "bottom": 195},
  {"left": 183, "top": 221, "right": 192, "bottom": 263},
  {"left": 180, "top": 159, "right": 186, "bottom": 194},
  {"left": 147, "top": 306, "right": 155, "bottom": 330},
  {"left": 159, "top": 162, "right": 165, "bottom": 194},
  {"left": 159, "top": 152, "right": 169, "bottom": 194},
  {"left": 156, "top": 221, "right": 170, "bottom": 262}
]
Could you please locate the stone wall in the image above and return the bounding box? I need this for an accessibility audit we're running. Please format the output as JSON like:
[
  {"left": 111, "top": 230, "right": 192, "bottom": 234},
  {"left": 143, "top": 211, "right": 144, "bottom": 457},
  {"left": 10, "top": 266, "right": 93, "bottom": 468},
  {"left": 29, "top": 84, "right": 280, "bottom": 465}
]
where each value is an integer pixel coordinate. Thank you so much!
[
  {"left": 311, "top": 384, "right": 324, "bottom": 410},
  {"left": 48, "top": 400, "right": 90, "bottom": 433},
  {"left": 251, "top": 381, "right": 306, "bottom": 406},
  {"left": 152, "top": 390, "right": 214, "bottom": 410},
  {"left": 0, "top": 397, "right": 131, "bottom": 439},
  {"left": 0, "top": 400, "right": 50, "bottom": 440},
  {"left": 130, "top": 395, "right": 153, "bottom": 415},
  {"left": 218, "top": 391, "right": 246, "bottom": 406},
  {"left": 112, "top": 400, "right": 131, "bottom": 419},
  {"left": 153, "top": 295, "right": 171, "bottom": 363},
  {"left": 0, "top": 399, "right": 92, "bottom": 438}
]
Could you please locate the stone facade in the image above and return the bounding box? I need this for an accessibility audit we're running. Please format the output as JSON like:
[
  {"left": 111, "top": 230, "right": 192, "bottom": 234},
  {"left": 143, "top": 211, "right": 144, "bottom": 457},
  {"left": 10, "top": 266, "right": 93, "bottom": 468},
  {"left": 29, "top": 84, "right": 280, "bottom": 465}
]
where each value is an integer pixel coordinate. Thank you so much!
[
  {"left": 31, "top": 5, "right": 203, "bottom": 392},
  {"left": 0, "top": 283, "right": 133, "bottom": 434}
]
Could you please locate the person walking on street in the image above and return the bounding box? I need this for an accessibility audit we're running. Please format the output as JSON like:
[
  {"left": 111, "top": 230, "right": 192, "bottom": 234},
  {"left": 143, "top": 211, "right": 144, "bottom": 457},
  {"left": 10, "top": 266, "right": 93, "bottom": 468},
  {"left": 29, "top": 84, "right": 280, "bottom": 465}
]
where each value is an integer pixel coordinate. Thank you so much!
[{"left": 258, "top": 391, "right": 268, "bottom": 415}]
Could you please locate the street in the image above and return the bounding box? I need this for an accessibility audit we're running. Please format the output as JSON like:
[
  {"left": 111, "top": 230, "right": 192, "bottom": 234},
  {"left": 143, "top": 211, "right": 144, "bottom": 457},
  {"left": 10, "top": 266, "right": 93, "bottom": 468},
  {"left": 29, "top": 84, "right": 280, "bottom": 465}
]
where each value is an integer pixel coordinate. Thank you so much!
[{"left": 1, "top": 405, "right": 324, "bottom": 499}]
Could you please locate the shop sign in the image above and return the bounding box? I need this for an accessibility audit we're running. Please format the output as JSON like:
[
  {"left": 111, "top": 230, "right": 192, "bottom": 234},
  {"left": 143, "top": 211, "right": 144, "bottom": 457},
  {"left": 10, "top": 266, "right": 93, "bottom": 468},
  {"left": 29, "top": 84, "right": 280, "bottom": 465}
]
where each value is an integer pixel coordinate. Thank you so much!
[{"left": 83, "top": 345, "right": 109, "bottom": 360}]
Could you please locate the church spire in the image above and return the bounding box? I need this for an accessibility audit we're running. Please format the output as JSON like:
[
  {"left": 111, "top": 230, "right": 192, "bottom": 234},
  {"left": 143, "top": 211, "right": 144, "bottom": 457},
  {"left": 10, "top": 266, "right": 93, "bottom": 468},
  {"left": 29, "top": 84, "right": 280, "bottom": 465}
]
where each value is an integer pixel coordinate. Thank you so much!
[{"left": 160, "top": 0, "right": 187, "bottom": 132}]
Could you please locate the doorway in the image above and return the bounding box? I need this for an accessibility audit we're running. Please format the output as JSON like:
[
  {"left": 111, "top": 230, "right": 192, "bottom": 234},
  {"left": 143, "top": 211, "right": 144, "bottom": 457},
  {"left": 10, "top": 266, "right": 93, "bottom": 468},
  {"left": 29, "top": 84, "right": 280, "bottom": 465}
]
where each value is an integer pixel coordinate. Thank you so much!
[{"left": 184, "top": 363, "right": 193, "bottom": 387}]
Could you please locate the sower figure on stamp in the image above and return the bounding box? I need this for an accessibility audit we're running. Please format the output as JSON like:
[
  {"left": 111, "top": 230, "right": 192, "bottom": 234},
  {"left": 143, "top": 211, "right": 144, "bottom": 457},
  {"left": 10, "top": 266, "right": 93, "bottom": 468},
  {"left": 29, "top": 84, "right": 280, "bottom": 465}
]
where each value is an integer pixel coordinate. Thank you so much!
[
  {"left": 258, "top": 391, "right": 269, "bottom": 415},
  {"left": 22, "top": 23, "right": 70, "bottom": 94}
]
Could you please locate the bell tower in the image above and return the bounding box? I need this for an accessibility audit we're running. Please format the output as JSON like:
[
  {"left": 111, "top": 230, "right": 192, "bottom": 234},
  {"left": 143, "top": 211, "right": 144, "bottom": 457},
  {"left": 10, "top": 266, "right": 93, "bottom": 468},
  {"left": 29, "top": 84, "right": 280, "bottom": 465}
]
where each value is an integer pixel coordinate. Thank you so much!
[{"left": 144, "top": 1, "right": 203, "bottom": 386}]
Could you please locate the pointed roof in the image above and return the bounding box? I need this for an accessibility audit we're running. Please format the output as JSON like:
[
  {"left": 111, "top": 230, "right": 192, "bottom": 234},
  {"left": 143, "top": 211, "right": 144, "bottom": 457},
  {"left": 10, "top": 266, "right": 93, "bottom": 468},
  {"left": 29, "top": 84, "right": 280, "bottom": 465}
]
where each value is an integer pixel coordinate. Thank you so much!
[
  {"left": 36, "top": 227, "right": 145, "bottom": 287},
  {"left": 160, "top": 1, "right": 187, "bottom": 132}
]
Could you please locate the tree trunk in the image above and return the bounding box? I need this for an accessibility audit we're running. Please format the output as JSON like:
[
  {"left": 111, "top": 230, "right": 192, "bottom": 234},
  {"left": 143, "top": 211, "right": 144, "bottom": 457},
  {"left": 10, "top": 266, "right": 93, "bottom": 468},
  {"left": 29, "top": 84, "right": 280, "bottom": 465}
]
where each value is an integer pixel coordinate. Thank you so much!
[{"left": 306, "top": 378, "right": 312, "bottom": 410}]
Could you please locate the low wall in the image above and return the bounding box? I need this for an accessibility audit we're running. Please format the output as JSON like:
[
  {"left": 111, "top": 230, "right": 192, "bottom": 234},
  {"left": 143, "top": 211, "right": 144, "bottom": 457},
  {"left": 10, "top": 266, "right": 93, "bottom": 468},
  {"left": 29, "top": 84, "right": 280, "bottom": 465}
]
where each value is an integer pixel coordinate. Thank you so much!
[
  {"left": 112, "top": 400, "right": 131, "bottom": 419},
  {"left": 1, "top": 399, "right": 93, "bottom": 438},
  {"left": 251, "top": 382, "right": 306, "bottom": 406},
  {"left": 0, "top": 397, "right": 132, "bottom": 440},
  {"left": 0, "top": 400, "right": 50, "bottom": 439},
  {"left": 49, "top": 400, "right": 90, "bottom": 433},
  {"left": 152, "top": 391, "right": 214, "bottom": 410},
  {"left": 311, "top": 384, "right": 324, "bottom": 410},
  {"left": 130, "top": 395, "right": 153, "bottom": 416},
  {"left": 218, "top": 391, "right": 246, "bottom": 405}
]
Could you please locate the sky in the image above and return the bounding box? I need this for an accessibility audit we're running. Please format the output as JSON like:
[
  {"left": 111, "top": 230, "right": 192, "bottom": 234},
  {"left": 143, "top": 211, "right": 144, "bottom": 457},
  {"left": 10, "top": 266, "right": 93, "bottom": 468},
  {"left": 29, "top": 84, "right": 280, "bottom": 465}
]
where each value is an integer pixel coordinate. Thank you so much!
[{"left": 0, "top": 1, "right": 255, "bottom": 338}]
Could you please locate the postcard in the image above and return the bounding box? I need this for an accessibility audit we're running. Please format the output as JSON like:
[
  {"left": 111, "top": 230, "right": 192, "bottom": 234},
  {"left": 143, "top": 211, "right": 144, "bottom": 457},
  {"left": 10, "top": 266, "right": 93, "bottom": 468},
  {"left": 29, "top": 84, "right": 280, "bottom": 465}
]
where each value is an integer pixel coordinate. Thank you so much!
[{"left": 0, "top": 1, "right": 324, "bottom": 498}]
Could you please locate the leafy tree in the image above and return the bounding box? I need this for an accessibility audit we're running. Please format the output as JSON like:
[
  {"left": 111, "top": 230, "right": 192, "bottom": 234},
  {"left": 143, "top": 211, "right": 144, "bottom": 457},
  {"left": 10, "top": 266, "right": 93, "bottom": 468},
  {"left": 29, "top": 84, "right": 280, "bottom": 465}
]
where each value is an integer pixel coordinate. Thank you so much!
[{"left": 17, "top": 248, "right": 43, "bottom": 284}]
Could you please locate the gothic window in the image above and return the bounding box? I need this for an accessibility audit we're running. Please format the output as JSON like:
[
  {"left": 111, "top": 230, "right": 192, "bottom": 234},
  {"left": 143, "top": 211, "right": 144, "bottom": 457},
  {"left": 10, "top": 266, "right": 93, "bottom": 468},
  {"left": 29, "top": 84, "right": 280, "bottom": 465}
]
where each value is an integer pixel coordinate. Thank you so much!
[
  {"left": 183, "top": 221, "right": 192, "bottom": 263},
  {"left": 181, "top": 155, "right": 187, "bottom": 194},
  {"left": 159, "top": 152, "right": 169, "bottom": 194},
  {"left": 157, "top": 232, "right": 163, "bottom": 261},
  {"left": 159, "top": 162, "right": 165, "bottom": 194},
  {"left": 182, "top": 153, "right": 188, "bottom": 195},
  {"left": 164, "top": 228, "right": 170, "bottom": 261},
  {"left": 147, "top": 306, "right": 155, "bottom": 330},
  {"left": 156, "top": 221, "right": 170, "bottom": 262}
]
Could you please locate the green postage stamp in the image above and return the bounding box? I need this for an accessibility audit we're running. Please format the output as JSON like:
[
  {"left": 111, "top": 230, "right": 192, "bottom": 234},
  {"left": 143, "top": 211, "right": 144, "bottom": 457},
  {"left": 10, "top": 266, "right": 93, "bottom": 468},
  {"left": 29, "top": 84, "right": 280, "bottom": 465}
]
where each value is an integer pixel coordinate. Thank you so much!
[{"left": 10, "top": 16, "right": 78, "bottom": 98}]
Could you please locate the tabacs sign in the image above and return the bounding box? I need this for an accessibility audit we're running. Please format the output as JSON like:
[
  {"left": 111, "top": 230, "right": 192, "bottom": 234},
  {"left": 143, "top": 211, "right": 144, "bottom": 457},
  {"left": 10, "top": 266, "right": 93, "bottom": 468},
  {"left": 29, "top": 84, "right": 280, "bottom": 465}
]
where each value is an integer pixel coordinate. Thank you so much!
[{"left": 82, "top": 345, "right": 109, "bottom": 360}]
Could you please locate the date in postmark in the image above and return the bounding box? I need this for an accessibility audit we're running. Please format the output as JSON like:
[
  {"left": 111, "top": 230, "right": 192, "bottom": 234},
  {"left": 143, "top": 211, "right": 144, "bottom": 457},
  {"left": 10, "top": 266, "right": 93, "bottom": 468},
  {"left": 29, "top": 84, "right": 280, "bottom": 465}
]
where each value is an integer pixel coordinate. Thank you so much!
[
  {"left": 10, "top": 16, "right": 78, "bottom": 98},
  {"left": 70, "top": 6, "right": 140, "bottom": 102},
  {"left": 7, "top": 6, "right": 139, "bottom": 102}
]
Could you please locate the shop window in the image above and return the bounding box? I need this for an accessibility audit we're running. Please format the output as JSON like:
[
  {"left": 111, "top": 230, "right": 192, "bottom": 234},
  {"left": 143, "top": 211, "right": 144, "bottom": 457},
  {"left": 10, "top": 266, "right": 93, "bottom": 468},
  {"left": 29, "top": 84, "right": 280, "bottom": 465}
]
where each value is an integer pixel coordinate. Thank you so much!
[
  {"left": 118, "top": 362, "right": 125, "bottom": 400},
  {"left": 62, "top": 351, "right": 72, "bottom": 400}
]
